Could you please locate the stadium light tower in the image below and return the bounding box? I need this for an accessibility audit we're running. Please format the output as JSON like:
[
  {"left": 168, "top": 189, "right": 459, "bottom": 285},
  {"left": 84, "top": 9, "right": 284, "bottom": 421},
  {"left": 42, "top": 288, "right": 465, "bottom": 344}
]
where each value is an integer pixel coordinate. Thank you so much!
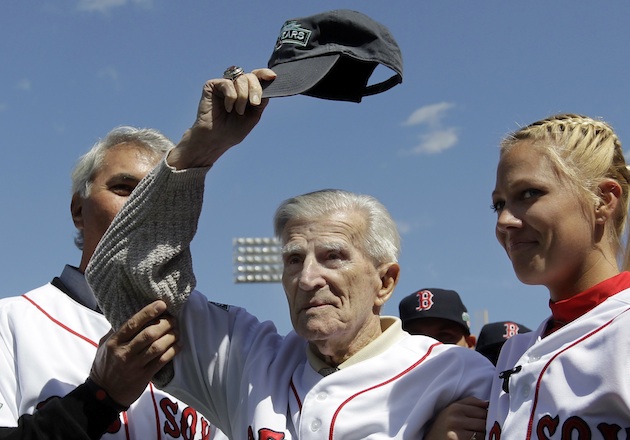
[{"left": 233, "top": 237, "right": 283, "bottom": 283}]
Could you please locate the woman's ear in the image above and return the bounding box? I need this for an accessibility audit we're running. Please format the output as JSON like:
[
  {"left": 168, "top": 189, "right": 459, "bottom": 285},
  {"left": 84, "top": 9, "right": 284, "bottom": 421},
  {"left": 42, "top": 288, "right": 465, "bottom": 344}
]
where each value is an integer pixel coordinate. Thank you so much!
[{"left": 595, "top": 179, "right": 622, "bottom": 224}]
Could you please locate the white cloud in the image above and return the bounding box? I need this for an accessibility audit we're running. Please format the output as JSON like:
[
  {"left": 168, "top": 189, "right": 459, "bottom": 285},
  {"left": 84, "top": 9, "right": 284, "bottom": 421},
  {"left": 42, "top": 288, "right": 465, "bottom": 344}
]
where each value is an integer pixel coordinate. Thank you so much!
[
  {"left": 77, "top": 0, "right": 126, "bottom": 12},
  {"left": 396, "top": 220, "right": 413, "bottom": 235},
  {"left": 77, "top": 0, "right": 153, "bottom": 13},
  {"left": 402, "top": 102, "right": 455, "bottom": 127},
  {"left": 395, "top": 216, "right": 434, "bottom": 235},
  {"left": 96, "top": 66, "right": 122, "bottom": 91},
  {"left": 53, "top": 123, "right": 67, "bottom": 134},
  {"left": 400, "top": 102, "right": 459, "bottom": 155},
  {"left": 16, "top": 79, "right": 32, "bottom": 92},
  {"left": 408, "top": 128, "right": 459, "bottom": 155},
  {"left": 98, "top": 66, "right": 120, "bottom": 82}
]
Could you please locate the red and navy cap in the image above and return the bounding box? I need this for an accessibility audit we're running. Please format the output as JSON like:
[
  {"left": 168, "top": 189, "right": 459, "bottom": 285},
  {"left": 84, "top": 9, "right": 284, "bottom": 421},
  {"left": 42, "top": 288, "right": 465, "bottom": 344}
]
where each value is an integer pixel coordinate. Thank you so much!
[
  {"left": 262, "top": 9, "right": 403, "bottom": 102},
  {"left": 475, "top": 321, "right": 532, "bottom": 365},
  {"left": 398, "top": 288, "right": 471, "bottom": 335}
]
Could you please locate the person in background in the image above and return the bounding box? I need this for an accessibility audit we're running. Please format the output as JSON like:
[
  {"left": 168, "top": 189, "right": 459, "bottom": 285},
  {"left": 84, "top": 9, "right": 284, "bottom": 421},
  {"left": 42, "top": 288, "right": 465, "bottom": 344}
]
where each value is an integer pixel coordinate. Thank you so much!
[
  {"left": 399, "top": 288, "right": 487, "bottom": 439},
  {"left": 475, "top": 321, "right": 531, "bottom": 366},
  {"left": 84, "top": 68, "right": 494, "bottom": 440},
  {"left": 488, "top": 113, "right": 630, "bottom": 437},
  {"left": 398, "top": 287, "right": 477, "bottom": 348},
  {"left": 0, "top": 127, "right": 222, "bottom": 439}
]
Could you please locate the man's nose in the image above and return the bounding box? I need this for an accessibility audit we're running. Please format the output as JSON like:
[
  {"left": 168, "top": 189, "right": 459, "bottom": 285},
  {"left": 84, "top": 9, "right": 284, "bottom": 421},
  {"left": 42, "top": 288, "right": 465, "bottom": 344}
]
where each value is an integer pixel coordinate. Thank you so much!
[{"left": 298, "top": 256, "right": 326, "bottom": 291}]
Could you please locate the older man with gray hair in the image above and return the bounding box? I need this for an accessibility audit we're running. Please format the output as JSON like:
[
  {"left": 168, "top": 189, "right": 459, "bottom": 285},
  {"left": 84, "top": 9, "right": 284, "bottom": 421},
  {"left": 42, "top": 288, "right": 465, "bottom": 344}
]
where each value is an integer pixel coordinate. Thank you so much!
[{"left": 0, "top": 126, "right": 223, "bottom": 439}]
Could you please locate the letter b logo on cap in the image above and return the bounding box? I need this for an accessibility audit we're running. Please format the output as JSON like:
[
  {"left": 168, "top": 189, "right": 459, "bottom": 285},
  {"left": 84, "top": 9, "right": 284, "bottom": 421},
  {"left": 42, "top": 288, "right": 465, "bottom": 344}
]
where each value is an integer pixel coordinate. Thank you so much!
[{"left": 415, "top": 290, "right": 434, "bottom": 311}]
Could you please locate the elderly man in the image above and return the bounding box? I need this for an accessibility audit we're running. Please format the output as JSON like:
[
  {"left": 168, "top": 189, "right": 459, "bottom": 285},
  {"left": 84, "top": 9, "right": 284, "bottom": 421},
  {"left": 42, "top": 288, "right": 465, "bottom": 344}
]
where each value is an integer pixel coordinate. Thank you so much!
[
  {"left": 0, "top": 127, "right": 221, "bottom": 439},
  {"left": 86, "top": 69, "right": 494, "bottom": 439}
]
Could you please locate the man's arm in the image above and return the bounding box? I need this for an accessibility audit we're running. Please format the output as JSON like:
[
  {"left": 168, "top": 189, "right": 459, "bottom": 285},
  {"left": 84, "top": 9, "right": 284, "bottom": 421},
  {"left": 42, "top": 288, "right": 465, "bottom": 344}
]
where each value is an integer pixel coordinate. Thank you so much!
[
  {"left": 85, "top": 70, "right": 274, "bottom": 331},
  {"left": 0, "top": 300, "right": 177, "bottom": 440},
  {"left": 0, "top": 383, "right": 119, "bottom": 440},
  {"left": 423, "top": 397, "right": 489, "bottom": 440}
]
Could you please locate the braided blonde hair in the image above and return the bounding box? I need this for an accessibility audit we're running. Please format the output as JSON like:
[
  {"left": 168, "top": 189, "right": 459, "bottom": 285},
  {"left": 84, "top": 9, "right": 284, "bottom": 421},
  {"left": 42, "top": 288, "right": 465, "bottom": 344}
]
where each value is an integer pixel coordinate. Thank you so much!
[{"left": 501, "top": 113, "right": 630, "bottom": 269}]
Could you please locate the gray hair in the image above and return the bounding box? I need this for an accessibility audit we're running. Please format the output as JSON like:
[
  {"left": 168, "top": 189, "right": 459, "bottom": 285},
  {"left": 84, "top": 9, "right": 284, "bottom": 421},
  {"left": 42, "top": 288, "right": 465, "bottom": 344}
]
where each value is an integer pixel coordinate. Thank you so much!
[
  {"left": 71, "top": 126, "right": 174, "bottom": 249},
  {"left": 273, "top": 189, "right": 401, "bottom": 265}
]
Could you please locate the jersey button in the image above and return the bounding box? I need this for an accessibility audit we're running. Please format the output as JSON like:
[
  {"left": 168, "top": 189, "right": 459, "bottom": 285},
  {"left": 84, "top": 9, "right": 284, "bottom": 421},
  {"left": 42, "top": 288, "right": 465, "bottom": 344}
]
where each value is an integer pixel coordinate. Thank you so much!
[
  {"left": 521, "top": 384, "right": 531, "bottom": 397},
  {"left": 310, "top": 419, "right": 322, "bottom": 432},
  {"left": 316, "top": 392, "right": 328, "bottom": 401}
]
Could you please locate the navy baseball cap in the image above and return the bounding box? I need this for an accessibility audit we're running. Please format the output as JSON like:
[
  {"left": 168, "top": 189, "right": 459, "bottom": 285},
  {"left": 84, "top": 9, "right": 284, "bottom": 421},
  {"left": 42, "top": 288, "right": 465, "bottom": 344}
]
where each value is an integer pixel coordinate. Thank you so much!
[
  {"left": 262, "top": 9, "right": 403, "bottom": 102},
  {"left": 398, "top": 288, "right": 471, "bottom": 335},
  {"left": 475, "top": 321, "right": 531, "bottom": 365}
]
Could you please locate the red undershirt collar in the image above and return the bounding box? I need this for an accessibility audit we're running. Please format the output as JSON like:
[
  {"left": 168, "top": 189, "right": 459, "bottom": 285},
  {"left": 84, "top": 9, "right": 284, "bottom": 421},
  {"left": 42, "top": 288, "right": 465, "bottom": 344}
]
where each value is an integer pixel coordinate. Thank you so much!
[{"left": 545, "top": 271, "right": 630, "bottom": 337}]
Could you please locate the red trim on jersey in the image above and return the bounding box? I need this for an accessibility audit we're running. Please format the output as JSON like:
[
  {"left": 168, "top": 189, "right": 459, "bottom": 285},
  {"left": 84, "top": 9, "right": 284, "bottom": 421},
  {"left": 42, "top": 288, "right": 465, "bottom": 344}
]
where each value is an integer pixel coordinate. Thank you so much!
[
  {"left": 21, "top": 294, "right": 98, "bottom": 348},
  {"left": 122, "top": 410, "right": 131, "bottom": 439},
  {"left": 149, "top": 382, "right": 162, "bottom": 440},
  {"left": 289, "top": 378, "right": 302, "bottom": 411},
  {"left": 22, "top": 293, "right": 138, "bottom": 439},
  {"left": 525, "top": 306, "right": 630, "bottom": 439},
  {"left": 328, "top": 341, "right": 442, "bottom": 440}
]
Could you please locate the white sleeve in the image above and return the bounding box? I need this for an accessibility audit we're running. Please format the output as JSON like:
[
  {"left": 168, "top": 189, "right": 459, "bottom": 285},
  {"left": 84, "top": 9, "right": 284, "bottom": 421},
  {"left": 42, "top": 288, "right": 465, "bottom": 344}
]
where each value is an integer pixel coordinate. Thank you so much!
[
  {"left": 0, "top": 303, "right": 19, "bottom": 426},
  {"left": 163, "top": 293, "right": 289, "bottom": 439}
]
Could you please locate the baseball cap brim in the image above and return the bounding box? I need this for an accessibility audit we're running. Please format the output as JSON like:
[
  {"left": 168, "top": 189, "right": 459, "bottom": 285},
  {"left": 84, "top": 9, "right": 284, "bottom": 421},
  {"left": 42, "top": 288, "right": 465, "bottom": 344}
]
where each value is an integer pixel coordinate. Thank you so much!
[
  {"left": 262, "top": 54, "right": 340, "bottom": 98},
  {"left": 403, "top": 316, "right": 472, "bottom": 336}
]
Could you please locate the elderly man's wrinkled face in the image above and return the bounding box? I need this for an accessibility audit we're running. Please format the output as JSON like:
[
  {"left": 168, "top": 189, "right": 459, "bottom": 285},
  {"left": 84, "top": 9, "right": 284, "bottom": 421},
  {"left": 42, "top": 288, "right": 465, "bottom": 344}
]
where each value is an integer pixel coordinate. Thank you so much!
[
  {"left": 281, "top": 210, "right": 398, "bottom": 361},
  {"left": 72, "top": 142, "right": 161, "bottom": 272}
]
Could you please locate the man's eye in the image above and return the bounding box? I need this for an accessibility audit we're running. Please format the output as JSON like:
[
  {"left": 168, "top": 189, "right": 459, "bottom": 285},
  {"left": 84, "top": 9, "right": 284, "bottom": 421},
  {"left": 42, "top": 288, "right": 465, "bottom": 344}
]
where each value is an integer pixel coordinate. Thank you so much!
[
  {"left": 111, "top": 185, "right": 134, "bottom": 195},
  {"left": 285, "top": 255, "right": 301, "bottom": 265}
]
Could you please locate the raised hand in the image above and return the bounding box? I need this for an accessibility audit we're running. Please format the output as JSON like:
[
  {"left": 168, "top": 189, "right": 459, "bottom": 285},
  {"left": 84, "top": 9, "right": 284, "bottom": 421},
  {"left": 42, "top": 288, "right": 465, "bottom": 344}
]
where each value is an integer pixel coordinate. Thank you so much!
[{"left": 168, "top": 68, "right": 277, "bottom": 169}]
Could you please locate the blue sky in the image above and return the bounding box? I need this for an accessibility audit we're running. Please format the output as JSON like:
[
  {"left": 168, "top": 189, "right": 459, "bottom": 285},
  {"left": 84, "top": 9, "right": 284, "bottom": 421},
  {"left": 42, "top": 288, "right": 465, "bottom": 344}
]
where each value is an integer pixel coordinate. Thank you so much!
[{"left": 2, "top": 0, "right": 630, "bottom": 336}]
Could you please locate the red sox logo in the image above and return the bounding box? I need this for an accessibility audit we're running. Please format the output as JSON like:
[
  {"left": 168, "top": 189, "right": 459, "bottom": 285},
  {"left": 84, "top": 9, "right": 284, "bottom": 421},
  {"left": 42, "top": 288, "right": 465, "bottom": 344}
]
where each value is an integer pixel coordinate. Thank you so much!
[
  {"left": 38, "top": 396, "right": 213, "bottom": 438},
  {"left": 415, "top": 290, "right": 435, "bottom": 310},
  {"left": 502, "top": 322, "right": 520, "bottom": 339},
  {"left": 489, "top": 416, "right": 630, "bottom": 439}
]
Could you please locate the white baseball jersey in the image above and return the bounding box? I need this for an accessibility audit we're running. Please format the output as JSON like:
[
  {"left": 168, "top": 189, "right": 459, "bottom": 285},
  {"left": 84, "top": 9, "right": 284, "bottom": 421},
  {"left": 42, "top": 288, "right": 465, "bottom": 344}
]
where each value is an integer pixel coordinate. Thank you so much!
[
  {"left": 0, "top": 278, "right": 224, "bottom": 440},
  {"left": 164, "top": 291, "right": 494, "bottom": 440},
  {"left": 486, "top": 287, "right": 630, "bottom": 439}
]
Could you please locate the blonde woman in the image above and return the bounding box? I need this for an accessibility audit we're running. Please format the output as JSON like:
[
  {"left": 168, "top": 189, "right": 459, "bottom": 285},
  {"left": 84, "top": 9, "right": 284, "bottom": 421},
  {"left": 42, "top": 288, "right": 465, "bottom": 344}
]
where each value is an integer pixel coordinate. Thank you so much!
[{"left": 487, "top": 114, "right": 630, "bottom": 438}]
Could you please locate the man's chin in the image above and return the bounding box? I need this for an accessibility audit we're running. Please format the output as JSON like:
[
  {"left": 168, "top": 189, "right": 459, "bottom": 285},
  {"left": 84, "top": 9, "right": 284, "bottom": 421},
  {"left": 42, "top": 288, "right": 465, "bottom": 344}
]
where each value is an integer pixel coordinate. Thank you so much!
[{"left": 296, "top": 320, "right": 337, "bottom": 342}]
